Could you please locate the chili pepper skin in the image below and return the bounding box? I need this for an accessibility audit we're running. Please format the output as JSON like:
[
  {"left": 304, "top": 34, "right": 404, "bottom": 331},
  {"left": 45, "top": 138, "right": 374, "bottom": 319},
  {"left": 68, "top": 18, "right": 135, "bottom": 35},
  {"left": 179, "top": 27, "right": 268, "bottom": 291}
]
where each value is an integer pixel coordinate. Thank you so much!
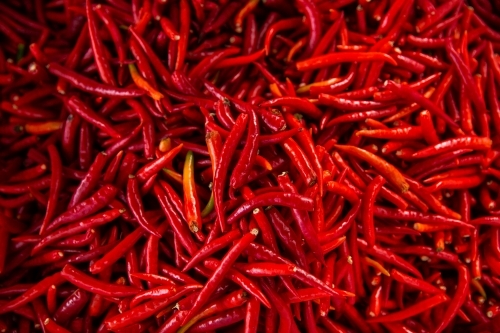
[
  {"left": 47, "top": 63, "right": 144, "bottom": 97},
  {"left": 53, "top": 289, "right": 90, "bottom": 325},
  {"left": 45, "top": 184, "right": 118, "bottom": 233},
  {"left": 183, "top": 229, "right": 241, "bottom": 272},
  {"left": 281, "top": 138, "right": 317, "bottom": 186},
  {"left": 39, "top": 145, "right": 63, "bottom": 235},
  {"left": 66, "top": 96, "right": 121, "bottom": 139},
  {"left": 86, "top": 0, "right": 115, "bottom": 86},
  {"left": 412, "top": 137, "right": 492, "bottom": 159},
  {"left": 61, "top": 264, "right": 140, "bottom": 298},
  {"left": 368, "top": 294, "right": 447, "bottom": 323},
  {"left": 227, "top": 192, "right": 314, "bottom": 224},
  {"left": 296, "top": 52, "right": 397, "bottom": 71},
  {"left": 230, "top": 108, "right": 259, "bottom": 189},
  {"left": 362, "top": 176, "right": 385, "bottom": 247},
  {"left": 33, "top": 209, "right": 123, "bottom": 254},
  {"left": 214, "top": 113, "right": 249, "bottom": 231},
  {"left": 183, "top": 151, "right": 203, "bottom": 233},
  {"left": 277, "top": 174, "right": 324, "bottom": 263},
  {"left": 335, "top": 144, "right": 409, "bottom": 193},
  {"left": 434, "top": 265, "right": 470, "bottom": 333},
  {"left": 182, "top": 229, "right": 258, "bottom": 325},
  {"left": 127, "top": 176, "right": 161, "bottom": 237},
  {"left": 0, "top": 273, "right": 64, "bottom": 314}
]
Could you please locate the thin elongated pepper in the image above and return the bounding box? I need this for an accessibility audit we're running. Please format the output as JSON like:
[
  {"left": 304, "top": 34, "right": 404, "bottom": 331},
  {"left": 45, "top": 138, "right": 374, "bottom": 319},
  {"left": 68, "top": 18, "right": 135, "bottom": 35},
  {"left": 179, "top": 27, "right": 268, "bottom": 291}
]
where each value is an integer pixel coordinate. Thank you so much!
[
  {"left": 183, "top": 150, "right": 202, "bottom": 233},
  {"left": 66, "top": 96, "right": 121, "bottom": 139},
  {"left": 278, "top": 173, "right": 324, "bottom": 263},
  {"left": 46, "top": 184, "right": 118, "bottom": 233},
  {"left": 90, "top": 228, "right": 144, "bottom": 274},
  {"left": 384, "top": 80, "right": 458, "bottom": 129},
  {"left": 230, "top": 108, "right": 259, "bottom": 189},
  {"left": 61, "top": 264, "right": 139, "bottom": 297},
  {"left": 127, "top": 176, "right": 161, "bottom": 237},
  {"left": 0, "top": 273, "right": 64, "bottom": 314},
  {"left": 183, "top": 229, "right": 241, "bottom": 272},
  {"left": 182, "top": 229, "right": 258, "bottom": 325},
  {"left": 39, "top": 145, "right": 62, "bottom": 235},
  {"left": 227, "top": 192, "right": 314, "bottom": 224},
  {"left": 47, "top": 63, "right": 144, "bottom": 97},
  {"left": 214, "top": 114, "right": 248, "bottom": 231},
  {"left": 362, "top": 176, "right": 385, "bottom": 247},
  {"left": 334, "top": 144, "right": 409, "bottom": 193},
  {"left": 33, "top": 209, "right": 122, "bottom": 254},
  {"left": 86, "top": 0, "right": 115, "bottom": 86},
  {"left": 281, "top": 138, "right": 317, "bottom": 186},
  {"left": 367, "top": 294, "right": 447, "bottom": 323},
  {"left": 296, "top": 52, "right": 397, "bottom": 71},
  {"left": 412, "top": 137, "right": 492, "bottom": 159}
]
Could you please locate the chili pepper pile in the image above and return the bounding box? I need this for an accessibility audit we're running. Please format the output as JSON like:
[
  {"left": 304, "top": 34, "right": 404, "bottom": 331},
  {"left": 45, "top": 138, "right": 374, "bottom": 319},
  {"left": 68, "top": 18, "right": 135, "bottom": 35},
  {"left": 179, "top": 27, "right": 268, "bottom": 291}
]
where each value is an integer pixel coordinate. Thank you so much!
[{"left": 2, "top": 0, "right": 500, "bottom": 332}]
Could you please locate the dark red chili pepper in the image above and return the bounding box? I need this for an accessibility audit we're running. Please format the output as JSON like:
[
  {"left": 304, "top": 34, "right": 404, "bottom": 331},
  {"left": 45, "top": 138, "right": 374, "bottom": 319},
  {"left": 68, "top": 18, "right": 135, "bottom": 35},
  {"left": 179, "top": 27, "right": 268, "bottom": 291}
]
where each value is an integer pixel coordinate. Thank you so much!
[
  {"left": 230, "top": 108, "right": 259, "bottom": 189},
  {"left": 47, "top": 63, "right": 144, "bottom": 97}
]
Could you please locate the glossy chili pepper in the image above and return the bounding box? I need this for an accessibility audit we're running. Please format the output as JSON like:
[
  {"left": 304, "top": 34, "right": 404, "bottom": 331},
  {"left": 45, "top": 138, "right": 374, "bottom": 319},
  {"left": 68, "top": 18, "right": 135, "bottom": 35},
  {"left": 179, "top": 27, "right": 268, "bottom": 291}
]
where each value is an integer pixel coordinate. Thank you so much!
[
  {"left": 47, "top": 63, "right": 144, "bottom": 97},
  {"left": 182, "top": 229, "right": 258, "bottom": 325},
  {"left": 213, "top": 113, "right": 249, "bottom": 231}
]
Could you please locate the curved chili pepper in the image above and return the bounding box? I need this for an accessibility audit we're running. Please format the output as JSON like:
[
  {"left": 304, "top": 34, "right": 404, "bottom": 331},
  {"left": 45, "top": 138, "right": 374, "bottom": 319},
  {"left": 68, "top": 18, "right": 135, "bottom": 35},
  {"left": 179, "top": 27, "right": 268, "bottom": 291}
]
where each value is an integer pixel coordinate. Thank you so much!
[
  {"left": 46, "top": 184, "right": 117, "bottom": 233},
  {"left": 47, "top": 63, "right": 144, "bottom": 97},
  {"left": 68, "top": 151, "right": 108, "bottom": 208},
  {"left": 227, "top": 192, "right": 314, "bottom": 224},
  {"left": 281, "top": 138, "right": 317, "bottom": 186},
  {"left": 179, "top": 289, "right": 248, "bottom": 333},
  {"left": 334, "top": 144, "right": 409, "bottom": 193},
  {"left": 434, "top": 265, "right": 470, "bottom": 333},
  {"left": 90, "top": 228, "right": 144, "bottom": 274},
  {"left": 203, "top": 258, "right": 271, "bottom": 309},
  {"left": 318, "top": 93, "right": 387, "bottom": 111},
  {"left": 61, "top": 264, "right": 139, "bottom": 298}
]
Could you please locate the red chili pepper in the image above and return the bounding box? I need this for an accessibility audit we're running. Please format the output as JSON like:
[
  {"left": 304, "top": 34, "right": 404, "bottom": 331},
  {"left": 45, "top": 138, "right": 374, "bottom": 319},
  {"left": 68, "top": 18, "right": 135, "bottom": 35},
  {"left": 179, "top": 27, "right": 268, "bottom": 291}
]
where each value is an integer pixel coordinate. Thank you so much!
[
  {"left": 335, "top": 144, "right": 409, "bottom": 193},
  {"left": 33, "top": 209, "right": 122, "bottom": 254},
  {"left": 296, "top": 52, "right": 397, "bottom": 71},
  {"left": 213, "top": 113, "right": 249, "bottom": 231},
  {"left": 182, "top": 229, "right": 258, "bottom": 325},
  {"left": 230, "top": 108, "right": 259, "bottom": 189},
  {"left": 47, "top": 63, "right": 144, "bottom": 97}
]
